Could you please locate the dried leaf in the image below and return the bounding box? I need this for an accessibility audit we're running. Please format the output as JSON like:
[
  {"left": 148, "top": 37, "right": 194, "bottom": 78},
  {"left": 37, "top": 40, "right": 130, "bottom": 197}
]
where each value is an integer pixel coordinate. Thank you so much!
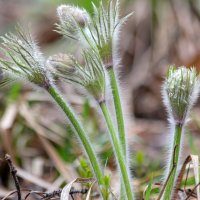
[
  {"left": 19, "top": 102, "right": 78, "bottom": 183},
  {"left": 191, "top": 155, "right": 200, "bottom": 200},
  {"left": 85, "top": 180, "right": 96, "bottom": 200},
  {"left": 61, "top": 178, "right": 95, "bottom": 200},
  {"left": 173, "top": 155, "right": 200, "bottom": 200}
]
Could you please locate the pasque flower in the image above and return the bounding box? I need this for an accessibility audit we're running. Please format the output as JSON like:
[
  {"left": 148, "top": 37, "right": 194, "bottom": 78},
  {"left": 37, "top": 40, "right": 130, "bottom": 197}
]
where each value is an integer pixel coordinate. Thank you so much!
[
  {"left": 163, "top": 65, "right": 199, "bottom": 124},
  {"left": 56, "top": 0, "right": 132, "bottom": 64},
  {"left": 56, "top": 5, "right": 90, "bottom": 40},
  {"left": 55, "top": 3, "right": 134, "bottom": 199},
  {"left": 47, "top": 50, "right": 106, "bottom": 102},
  {"left": 0, "top": 26, "right": 50, "bottom": 88},
  {"left": 160, "top": 65, "right": 199, "bottom": 200}
]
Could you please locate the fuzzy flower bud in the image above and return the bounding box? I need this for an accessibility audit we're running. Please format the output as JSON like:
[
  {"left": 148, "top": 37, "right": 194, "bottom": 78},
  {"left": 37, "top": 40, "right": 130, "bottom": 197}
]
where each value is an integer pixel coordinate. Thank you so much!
[
  {"left": 51, "top": 51, "right": 106, "bottom": 102},
  {"left": 47, "top": 53, "right": 73, "bottom": 71},
  {"left": 163, "top": 66, "right": 199, "bottom": 124},
  {"left": 56, "top": 5, "right": 90, "bottom": 40},
  {"left": 57, "top": 5, "right": 90, "bottom": 28},
  {"left": 0, "top": 26, "right": 50, "bottom": 88}
]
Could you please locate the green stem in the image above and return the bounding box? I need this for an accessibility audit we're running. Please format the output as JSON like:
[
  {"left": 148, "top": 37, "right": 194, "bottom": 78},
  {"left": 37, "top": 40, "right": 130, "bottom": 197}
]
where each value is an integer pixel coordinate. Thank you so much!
[
  {"left": 108, "top": 68, "right": 126, "bottom": 158},
  {"left": 162, "top": 124, "right": 183, "bottom": 200},
  {"left": 47, "top": 85, "right": 104, "bottom": 197},
  {"left": 100, "top": 101, "right": 134, "bottom": 200},
  {"left": 108, "top": 67, "right": 127, "bottom": 199}
]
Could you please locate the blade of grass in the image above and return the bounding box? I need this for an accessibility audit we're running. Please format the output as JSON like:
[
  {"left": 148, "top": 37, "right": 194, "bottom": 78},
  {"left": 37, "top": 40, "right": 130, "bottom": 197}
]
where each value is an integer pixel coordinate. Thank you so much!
[{"left": 144, "top": 176, "right": 153, "bottom": 200}]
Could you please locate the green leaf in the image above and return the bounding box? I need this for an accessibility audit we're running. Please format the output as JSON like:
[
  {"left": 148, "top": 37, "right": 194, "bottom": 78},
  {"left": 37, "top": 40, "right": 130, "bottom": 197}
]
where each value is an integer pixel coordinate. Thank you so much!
[
  {"left": 7, "top": 82, "right": 22, "bottom": 103},
  {"left": 136, "top": 150, "right": 144, "bottom": 165},
  {"left": 144, "top": 176, "right": 153, "bottom": 200},
  {"left": 81, "top": 98, "right": 90, "bottom": 120}
]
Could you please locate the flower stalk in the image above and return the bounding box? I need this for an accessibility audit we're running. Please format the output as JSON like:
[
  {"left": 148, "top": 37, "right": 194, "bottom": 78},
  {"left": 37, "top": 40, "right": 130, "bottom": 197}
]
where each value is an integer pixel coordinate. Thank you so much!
[
  {"left": 107, "top": 66, "right": 127, "bottom": 200},
  {"left": 47, "top": 85, "right": 104, "bottom": 187},
  {"left": 51, "top": 47, "right": 134, "bottom": 199},
  {"left": 99, "top": 100, "right": 134, "bottom": 200},
  {"left": 56, "top": 0, "right": 131, "bottom": 161},
  {"left": 108, "top": 66, "right": 126, "bottom": 159},
  {"left": 162, "top": 124, "right": 183, "bottom": 200},
  {"left": 161, "top": 66, "right": 199, "bottom": 199}
]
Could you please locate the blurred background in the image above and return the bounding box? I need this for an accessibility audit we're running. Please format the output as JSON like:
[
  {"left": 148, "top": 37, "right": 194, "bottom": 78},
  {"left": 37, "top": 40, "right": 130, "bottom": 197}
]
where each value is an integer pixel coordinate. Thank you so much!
[{"left": 1, "top": 0, "right": 200, "bottom": 199}]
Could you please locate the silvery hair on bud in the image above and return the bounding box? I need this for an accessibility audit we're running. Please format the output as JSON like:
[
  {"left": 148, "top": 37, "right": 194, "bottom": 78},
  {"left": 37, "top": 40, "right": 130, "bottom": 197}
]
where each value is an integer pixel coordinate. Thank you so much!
[
  {"left": 0, "top": 26, "right": 52, "bottom": 88},
  {"left": 46, "top": 53, "right": 73, "bottom": 74},
  {"left": 162, "top": 66, "right": 200, "bottom": 125},
  {"left": 57, "top": 5, "right": 90, "bottom": 28},
  {"left": 161, "top": 66, "right": 200, "bottom": 186}
]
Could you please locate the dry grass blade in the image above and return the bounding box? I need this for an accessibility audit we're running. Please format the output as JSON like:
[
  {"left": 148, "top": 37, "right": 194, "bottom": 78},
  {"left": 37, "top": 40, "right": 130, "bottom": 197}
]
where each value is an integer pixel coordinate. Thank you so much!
[
  {"left": 38, "top": 136, "right": 78, "bottom": 183},
  {"left": 172, "top": 156, "right": 192, "bottom": 199},
  {"left": 16, "top": 167, "right": 53, "bottom": 189},
  {"left": 19, "top": 102, "right": 79, "bottom": 183},
  {"left": 173, "top": 155, "right": 200, "bottom": 200},
  {"left": 191, "top": 155, "right": 200, "bottom": 200},
  {"left": 48, "top": 176, "right": 65, "bottom": 192},
  {"left": 61, "top": 178, "right": 95, "bottom": 200},
  {"left": 0, "top": 187, "right": 10, "bottom": 198},
  {"left": 85, "top": 180, "right": 96, "bottom": 200},
  {"left": 19, "top": 102, "right": 63, "bottom": 145},
  {"left": 1, "top": 189, "right": 32, "bottom": 200},
  {"left": 0, "top": 103, "right": 18, "bottom": 159},
  {"left": 60, "top": 179, "right": 76, "bottom": 200}
]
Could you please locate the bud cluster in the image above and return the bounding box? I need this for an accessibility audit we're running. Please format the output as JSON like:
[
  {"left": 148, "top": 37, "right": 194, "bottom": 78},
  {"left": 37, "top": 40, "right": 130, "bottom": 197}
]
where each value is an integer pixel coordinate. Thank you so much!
[{"left": 55, "top": 0, "right": 131, "bottom": 64}]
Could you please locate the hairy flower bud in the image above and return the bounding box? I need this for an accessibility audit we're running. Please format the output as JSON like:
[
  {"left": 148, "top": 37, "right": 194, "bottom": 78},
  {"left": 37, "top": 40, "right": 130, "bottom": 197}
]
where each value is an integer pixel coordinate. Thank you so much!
[
  {"left": 53, "top": 50, "right": 106, "bottom": 102},
  {"left": 57, "top": 5, "right": 90, "bottom": 28},
  {"left": 0, "top": 26, "right": 50, "bottom": 88},
  {"left": 47, "top": 53, "right": 73, "bottom": 69},
  {"left": 163, "top": 66, "right": 199, "bottom": 124}
]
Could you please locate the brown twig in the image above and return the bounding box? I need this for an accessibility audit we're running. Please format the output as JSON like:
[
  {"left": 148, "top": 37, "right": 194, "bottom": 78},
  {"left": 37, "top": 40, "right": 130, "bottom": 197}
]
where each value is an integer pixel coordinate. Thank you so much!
[
  {"left": 69, "top": 188, "right": 88, "bottom": 200},
  {"left": 185, "top": 182, "right": 200, "bottom": 200},
  {"left": 2, "top": 189, "right": 31, "bottom": 200},
  {"left": 24, "top": 188, "right": 88, "bottom": 200},
  {"left": 41, "top": 189, "right": 62, "bottom": 200},
  {"left": 5, "top": 154, "right": 21, "bottom": 200},
  {"left": 24, "top": 191, "right": 45, "bottom": 200}
]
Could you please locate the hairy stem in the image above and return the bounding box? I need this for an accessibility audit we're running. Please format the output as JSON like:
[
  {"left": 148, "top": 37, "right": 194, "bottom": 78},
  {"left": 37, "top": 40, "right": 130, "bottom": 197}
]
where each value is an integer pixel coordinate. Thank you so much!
[
  {"left": 47, "top": 85, "right": 105, "bottom": 197},
  {"left": 108, "top": 67, "right": 127, "bottom": 199},
  {"left": 99, "top": 101, "right": 134, "bottom": 200},
  {"left": 108, "top": 68, "right": 126, "bottom": 158},
  {"left": 162, "top": 124, "right": 183, "bottom": 200}
]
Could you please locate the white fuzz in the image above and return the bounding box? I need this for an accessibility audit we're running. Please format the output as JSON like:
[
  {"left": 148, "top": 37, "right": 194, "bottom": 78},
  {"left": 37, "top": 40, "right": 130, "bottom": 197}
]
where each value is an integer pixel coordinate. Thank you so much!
[
  {"left": 162, "top": 66, "right": 199, "bottom": 124},
  {"left": 49, "top": 50, "right": 106, "bottom": 102},
  {"left": 57, "top": 5, "right": 90, "bottom": 27},
  {"left": 46, "top": 53, "right": 73, "bottom": 74},
  {"left": 56, "top": 5, "right": 90, "bottom": 40},
  {"left": 56, "top": 0, "right": 133, "bottom": 66},
  {"left": 0, "top": 26, "right": 50, "bottom": 87},
  {"left": 161, "top": 65, "right": 200, "bottom": 199}
]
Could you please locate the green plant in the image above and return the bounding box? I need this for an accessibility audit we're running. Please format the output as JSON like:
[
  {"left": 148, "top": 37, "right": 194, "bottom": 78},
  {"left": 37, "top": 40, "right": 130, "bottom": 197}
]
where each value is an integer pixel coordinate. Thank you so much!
[
  {"left": 0, "top": 1, "right": 134, "bottom": 199},
  {"left": 158, "top": 66, "right": 199, "bottom": 200},
  {"left": 54, "top": 1, "right": 134, "bottom": 199},
  {"left": 0, "top": 26, "right": 105, "bottom": 198},
  {"left": 1, "top": 0, "right": 200, "bottom": 199}
]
